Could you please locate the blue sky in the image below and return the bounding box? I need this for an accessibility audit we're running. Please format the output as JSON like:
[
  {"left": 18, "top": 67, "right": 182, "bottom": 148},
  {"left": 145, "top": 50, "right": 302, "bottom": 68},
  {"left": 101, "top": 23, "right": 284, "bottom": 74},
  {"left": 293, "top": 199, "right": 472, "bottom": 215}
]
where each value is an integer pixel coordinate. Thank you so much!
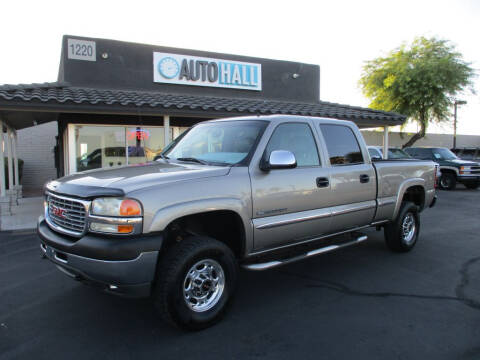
[{"left": 1, "top": 0, "right": 479, "bottom": 135}]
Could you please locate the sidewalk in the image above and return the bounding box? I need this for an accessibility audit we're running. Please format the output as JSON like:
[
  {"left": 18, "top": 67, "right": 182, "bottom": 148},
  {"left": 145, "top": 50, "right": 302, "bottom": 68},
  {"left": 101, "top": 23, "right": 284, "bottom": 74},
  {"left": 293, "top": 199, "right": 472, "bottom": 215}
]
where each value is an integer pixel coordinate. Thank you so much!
[{"left": 0, "top": 196, "right": 43, "bottom": 231}]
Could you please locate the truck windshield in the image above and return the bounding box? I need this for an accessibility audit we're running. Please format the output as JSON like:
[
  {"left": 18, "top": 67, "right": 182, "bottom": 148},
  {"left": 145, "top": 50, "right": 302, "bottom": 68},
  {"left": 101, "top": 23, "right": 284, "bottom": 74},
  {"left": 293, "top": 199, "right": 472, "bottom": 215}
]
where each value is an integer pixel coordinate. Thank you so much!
[
  {"left": 163, "top": 121, "right": 265, "bottom": 165},
  {"left": 433, "top": 148, "right": 458, "bottom": 160}
]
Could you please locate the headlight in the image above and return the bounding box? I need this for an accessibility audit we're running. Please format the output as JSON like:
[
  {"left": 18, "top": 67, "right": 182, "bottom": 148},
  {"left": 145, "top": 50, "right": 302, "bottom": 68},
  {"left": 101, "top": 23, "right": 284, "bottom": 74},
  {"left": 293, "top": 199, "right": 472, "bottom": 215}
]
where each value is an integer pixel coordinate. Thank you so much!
[
  {"left": 91, "top": 198, "right": 142, "bottom": 217},
  {"left": 90, "top": 198, "right": 142, "bottom": 235}
]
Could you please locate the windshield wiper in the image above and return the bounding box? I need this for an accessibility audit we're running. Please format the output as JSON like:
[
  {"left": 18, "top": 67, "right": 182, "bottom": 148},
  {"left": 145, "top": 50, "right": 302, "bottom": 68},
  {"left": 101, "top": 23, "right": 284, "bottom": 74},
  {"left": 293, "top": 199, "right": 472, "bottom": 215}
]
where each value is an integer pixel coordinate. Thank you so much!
[{"left": 176, "top": 157, "right": 208, "bottom": 165}]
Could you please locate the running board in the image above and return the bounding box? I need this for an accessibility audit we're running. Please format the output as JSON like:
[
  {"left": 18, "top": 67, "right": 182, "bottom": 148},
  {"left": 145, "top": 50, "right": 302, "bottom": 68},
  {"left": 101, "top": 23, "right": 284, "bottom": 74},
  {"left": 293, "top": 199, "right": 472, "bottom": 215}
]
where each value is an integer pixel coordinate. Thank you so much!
[{"left": 242, "top": 235, "right": 368, "bottom": 271}]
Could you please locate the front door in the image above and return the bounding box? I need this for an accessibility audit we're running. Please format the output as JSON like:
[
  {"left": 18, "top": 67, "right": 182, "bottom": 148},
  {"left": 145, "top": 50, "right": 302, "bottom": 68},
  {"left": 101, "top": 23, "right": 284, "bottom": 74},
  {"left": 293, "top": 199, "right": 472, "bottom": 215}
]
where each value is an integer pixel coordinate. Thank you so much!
[{"left": 250, "top": 121, "right": 332, "bottom": 251}]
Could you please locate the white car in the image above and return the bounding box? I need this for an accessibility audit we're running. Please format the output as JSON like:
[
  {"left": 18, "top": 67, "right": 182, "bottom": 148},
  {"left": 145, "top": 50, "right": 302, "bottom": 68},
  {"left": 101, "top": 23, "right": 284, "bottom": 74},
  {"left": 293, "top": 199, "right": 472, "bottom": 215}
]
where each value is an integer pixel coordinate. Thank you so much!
[{"left": 367, "top": 146, "right": 412, "bottom": 160}]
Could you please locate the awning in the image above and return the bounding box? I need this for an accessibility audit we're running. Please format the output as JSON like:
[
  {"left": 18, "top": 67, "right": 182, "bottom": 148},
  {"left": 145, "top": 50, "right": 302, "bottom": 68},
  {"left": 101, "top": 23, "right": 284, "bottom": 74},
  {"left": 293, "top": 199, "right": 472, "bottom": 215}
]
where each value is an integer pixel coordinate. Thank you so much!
[{"left": 0, "top": 82, "right": 406, "bottom": 130}]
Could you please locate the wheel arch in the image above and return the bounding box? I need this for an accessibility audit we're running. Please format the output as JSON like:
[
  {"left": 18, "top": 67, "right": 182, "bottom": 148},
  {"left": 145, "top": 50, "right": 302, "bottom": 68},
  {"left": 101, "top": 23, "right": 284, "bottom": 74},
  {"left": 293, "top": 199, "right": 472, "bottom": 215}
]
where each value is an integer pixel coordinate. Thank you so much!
[
  {"left": 393, "top": 178, "right": 426, "bottom": 219},
  {"left": 439, "top": 166, "right": 459, "bottom": 177},
  {"left": 147, "top": 198, "right": 252, "bottom": 258}
]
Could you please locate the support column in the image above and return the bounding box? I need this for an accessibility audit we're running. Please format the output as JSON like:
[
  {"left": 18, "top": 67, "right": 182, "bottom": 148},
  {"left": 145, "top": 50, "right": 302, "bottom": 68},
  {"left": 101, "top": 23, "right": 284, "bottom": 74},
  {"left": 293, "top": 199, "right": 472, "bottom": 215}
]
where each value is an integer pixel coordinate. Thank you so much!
[
  {"left": 13, "top": 130, "right": 22, "bottom": 199},
  {"left": 0, "top": 120, "right": 5, "bottom": 197},
  {"left": 383, "top": 126, "right": 389, "bottom": 160},
  {"left": 6, "top": 126, "right": 16, "bottom": 205},
  {"left": 0, "top": 121, "right": 11, "bottom": 215},
  {"left": 164, "top": 115, "right": 170, "bottom": 149}
]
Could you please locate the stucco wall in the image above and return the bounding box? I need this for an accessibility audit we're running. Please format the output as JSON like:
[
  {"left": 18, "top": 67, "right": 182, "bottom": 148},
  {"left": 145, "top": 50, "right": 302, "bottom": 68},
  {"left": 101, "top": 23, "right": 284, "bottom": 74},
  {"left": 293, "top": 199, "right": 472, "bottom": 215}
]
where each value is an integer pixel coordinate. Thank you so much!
[
  {"left": 16, "top": 121, "right": 57, "bottom": 191},
  {"left": 361, "top": 130, "right": 480, "bottom": 148}
]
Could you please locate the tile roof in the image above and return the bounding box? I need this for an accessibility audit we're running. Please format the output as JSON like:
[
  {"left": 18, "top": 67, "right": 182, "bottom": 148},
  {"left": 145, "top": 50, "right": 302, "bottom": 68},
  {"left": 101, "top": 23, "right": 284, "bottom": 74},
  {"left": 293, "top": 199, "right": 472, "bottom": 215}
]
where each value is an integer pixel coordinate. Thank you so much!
[{"left": 0, "top": 82, "right": 405, "bottom": 124}]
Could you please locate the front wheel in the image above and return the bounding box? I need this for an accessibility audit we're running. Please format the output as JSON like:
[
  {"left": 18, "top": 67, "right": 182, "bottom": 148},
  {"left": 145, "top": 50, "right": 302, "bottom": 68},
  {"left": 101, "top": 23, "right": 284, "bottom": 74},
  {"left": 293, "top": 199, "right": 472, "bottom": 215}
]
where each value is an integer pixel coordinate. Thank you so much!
[
  {"left": 439, "top": 172, "right": 456, "bottom": 190},
  {"left": 384, "top": 201, "right": 420, "bottom": 252},
  {"left": 152, "top": 236, "right": 238, "bottom": 330}
]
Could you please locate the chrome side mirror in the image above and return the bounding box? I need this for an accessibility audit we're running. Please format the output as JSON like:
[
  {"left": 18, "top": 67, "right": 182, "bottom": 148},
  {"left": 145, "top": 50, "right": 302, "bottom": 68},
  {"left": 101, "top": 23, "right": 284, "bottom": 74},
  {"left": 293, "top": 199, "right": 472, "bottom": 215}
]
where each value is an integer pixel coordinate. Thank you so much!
[{"left": 260, "top": 150, "right": 297, "bottom": 171}]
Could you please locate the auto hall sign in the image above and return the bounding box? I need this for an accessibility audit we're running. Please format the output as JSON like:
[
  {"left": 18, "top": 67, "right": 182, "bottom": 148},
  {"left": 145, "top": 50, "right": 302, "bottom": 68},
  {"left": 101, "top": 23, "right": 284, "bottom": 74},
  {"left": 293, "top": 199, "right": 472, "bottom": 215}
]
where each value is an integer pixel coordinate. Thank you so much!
[{"left": 153, "top": 52, "right": 262, "bottom": 91}]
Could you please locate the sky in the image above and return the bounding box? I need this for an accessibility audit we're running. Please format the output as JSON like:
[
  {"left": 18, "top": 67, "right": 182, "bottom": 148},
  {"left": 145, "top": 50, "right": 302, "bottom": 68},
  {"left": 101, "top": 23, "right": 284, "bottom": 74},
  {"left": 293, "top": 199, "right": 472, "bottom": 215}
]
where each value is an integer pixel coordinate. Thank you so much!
[{"left": 1, "top": 0, "right": 479, "bottom": 135}]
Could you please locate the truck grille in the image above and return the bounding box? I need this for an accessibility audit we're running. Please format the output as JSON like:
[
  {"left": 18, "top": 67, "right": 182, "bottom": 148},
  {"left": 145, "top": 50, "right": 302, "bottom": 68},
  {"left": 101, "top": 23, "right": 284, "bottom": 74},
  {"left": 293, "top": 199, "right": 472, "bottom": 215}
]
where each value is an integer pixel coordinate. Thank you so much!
[{"left": 47, "top": 193, "right": 88, "bottom": 235}]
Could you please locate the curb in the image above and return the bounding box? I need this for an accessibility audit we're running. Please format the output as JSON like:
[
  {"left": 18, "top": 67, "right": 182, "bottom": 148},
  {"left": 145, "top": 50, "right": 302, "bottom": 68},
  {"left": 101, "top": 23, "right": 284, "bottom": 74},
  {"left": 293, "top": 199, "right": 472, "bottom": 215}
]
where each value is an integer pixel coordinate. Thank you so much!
[{"left": 0, "top": 228, "right": 36, "bottom": 235}]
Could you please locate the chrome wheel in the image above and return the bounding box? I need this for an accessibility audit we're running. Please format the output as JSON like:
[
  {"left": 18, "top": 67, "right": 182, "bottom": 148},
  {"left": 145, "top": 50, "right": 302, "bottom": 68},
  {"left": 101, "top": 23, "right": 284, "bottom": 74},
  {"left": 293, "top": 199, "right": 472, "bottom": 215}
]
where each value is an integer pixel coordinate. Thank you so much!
[
  {"left": 440, "top": 177, "right": 450, "bottom": 188},
  {"left": 401, "top": 212, "right": 416, "bottom": 244},
  {"left": 183, "top": 259, "right": 225, "bottom": 313}
]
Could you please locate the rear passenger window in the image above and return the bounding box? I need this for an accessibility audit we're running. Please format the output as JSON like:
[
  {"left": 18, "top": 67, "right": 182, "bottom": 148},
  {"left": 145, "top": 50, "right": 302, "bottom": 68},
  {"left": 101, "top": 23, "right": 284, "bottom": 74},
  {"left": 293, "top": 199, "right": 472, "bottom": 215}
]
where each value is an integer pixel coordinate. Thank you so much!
[
  {"left": 320, "top": 125, "right": 364, "bottom": 165},
  {"left": 265, "top": 123, "right": 320, "bottom": 167}
]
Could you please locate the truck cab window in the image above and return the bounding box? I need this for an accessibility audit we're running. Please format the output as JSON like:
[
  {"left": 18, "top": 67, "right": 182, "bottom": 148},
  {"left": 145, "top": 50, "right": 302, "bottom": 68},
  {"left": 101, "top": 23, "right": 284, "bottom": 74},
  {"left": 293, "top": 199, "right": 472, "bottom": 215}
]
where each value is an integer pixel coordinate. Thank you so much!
[
  {"left": 320, "top": 125, "right": 364, "bottom": 165},
  {"left": 265, "top": 123, "right": 320, "bottom": 166}
]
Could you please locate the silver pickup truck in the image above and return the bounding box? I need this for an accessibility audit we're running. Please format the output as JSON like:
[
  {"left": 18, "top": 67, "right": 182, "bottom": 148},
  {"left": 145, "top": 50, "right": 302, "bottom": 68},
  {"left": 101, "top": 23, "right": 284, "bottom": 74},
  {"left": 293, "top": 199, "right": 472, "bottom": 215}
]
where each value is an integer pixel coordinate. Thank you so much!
[{"left": 38, "top": 115, "right": 437, "bottom": 329}]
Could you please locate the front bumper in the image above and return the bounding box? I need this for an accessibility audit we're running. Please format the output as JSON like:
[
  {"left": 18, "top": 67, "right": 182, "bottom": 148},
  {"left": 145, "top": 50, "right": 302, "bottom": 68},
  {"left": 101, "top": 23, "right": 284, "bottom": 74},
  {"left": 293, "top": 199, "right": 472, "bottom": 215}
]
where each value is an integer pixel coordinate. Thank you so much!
[
  {"left": 457, "top": 175, "right": 480, "bottom": 183},
  {"left": 38, "top": 217, "right": 163, "bottom": 297}
]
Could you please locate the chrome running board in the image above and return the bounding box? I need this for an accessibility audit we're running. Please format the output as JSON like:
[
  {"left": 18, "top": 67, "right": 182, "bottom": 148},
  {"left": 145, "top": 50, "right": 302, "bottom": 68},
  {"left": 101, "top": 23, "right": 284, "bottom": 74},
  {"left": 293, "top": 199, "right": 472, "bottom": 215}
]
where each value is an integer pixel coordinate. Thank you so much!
[{"left": 242, "top": 235, "right": 368, "bottom": 271}]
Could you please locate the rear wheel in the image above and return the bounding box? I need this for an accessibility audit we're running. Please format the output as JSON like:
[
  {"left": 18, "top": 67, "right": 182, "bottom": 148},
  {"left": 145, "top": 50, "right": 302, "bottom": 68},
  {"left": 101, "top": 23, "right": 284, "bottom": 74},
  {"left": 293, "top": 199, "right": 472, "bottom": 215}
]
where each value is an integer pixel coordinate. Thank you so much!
[
  {"left": 384, "top": 201, "right": 420, "bottom": 252},
  {"left": 439, "top": 172, "right": 456, "bottom": 190},
  {"left": 152, "top": 236, "right": 238, "bottom": 330},
  {"left": 464, "top": 182, "right": 480, "bottom": 190}
]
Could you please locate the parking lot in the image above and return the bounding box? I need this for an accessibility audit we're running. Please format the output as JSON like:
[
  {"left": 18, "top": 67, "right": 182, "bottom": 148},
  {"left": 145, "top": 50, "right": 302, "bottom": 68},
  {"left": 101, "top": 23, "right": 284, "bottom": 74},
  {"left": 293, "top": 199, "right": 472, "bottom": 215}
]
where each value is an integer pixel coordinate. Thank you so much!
[{"left": 1, "top": 188, "right": 479, "bottom": 360}]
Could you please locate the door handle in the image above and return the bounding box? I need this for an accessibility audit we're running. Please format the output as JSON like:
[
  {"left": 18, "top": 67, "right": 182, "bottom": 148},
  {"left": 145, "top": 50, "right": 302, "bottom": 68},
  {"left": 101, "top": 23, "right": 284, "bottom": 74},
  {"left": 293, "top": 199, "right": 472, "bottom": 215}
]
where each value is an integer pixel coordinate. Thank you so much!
[
  {"left": 316, "top": 177, "right": 329, "bottom": 188},
  {"left": 359, "top": 174, "right": 370, "bottom": 183}
]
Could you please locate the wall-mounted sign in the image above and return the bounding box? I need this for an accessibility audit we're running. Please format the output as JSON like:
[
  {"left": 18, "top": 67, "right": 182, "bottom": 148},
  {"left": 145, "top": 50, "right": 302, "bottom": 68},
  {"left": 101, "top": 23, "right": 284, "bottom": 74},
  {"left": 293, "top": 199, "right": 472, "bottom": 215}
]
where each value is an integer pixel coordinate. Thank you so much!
[
  {"left": 67, "top": 38, "right": 96, "bottom": 62},
  {"left": 153, "top": 52, "right": 262, "bottom": 91}
]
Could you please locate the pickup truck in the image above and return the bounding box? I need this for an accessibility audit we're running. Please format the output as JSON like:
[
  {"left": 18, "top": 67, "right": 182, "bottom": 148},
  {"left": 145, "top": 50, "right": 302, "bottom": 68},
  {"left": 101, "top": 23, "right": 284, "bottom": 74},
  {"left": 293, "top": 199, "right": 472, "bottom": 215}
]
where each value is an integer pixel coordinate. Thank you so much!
[
  {"left": 38, "top": 115, "right": 437, "bottom": 330},
  {"left": 405, "top": 147, "right": 480, "bottom": 190}
]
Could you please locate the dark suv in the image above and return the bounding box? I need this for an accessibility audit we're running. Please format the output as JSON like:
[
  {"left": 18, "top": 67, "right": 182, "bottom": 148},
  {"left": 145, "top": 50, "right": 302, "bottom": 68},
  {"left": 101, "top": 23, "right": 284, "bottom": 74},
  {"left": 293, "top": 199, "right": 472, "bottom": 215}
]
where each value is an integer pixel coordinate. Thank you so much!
[{"left": 405, "top": 147, "right": 480, "bottom": 190}]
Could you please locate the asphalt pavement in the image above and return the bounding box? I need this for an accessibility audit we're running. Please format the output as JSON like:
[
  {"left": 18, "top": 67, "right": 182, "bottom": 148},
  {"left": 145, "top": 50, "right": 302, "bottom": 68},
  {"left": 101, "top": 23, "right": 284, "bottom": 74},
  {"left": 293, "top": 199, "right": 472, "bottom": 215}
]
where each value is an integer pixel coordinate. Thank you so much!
[{"left": 1, "top": 187, "right": 479, "bottom": 360}]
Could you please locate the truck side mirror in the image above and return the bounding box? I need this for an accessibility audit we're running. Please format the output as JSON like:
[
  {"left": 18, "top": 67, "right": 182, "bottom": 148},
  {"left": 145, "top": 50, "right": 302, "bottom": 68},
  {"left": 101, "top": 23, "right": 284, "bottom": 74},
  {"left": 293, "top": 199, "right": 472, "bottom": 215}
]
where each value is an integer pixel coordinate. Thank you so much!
[{"left": 260, "top": 150, "right": 297, "bottom": 171}]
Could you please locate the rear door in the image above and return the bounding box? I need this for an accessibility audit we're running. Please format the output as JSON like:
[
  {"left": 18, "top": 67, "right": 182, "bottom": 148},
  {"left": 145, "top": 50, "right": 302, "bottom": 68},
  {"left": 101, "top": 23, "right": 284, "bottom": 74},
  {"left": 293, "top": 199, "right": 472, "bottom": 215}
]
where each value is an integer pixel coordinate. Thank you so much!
[
  {"left": 317, "top": 124, "right": 377, "bottom": 233},
  {"left": 249, "top": 120, "right": 332, "bottom": 251}
]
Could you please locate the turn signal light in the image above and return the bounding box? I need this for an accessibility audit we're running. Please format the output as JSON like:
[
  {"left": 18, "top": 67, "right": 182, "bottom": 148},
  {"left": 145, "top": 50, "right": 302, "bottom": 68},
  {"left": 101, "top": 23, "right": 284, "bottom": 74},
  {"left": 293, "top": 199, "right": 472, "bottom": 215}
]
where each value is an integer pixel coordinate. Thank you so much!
[
  {"left": 120, "top": 199, "right": 142, "bottom": 216},
  {"left": 118, "top": 225, "right": 134, "bottom": 233}
]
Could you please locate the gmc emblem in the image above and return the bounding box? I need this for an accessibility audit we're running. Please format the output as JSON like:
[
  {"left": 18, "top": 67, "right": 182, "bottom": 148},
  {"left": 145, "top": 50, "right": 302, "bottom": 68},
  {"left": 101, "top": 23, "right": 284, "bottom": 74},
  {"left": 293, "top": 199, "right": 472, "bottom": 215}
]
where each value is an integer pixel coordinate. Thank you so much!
[{"left": 51, "top": 205, "right": 66, "bottom": 218}]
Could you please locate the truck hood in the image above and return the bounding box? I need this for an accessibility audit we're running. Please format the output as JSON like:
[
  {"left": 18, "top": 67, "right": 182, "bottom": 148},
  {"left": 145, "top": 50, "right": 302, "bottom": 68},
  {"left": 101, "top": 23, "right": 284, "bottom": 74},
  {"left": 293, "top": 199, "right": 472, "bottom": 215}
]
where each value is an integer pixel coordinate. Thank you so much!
[
  {"left": 46, "top": 161, "right": 231, "bottom": 197},
  {"left": 443, "top": 159, "right": 480, "bottom": 167}
]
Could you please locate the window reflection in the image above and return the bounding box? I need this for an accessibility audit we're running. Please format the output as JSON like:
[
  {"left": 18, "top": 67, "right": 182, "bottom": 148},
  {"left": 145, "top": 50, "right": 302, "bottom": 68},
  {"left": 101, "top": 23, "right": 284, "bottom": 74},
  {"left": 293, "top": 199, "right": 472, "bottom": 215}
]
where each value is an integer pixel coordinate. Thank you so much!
[{"left": 73, "top": 125, "right": 189, "bottom": 172}]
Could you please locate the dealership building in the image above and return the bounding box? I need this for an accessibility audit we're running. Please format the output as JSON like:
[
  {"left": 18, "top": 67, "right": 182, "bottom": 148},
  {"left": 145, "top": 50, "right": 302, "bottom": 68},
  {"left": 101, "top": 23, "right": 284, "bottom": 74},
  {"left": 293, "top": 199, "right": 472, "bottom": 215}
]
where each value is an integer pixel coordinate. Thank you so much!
[{"left": 0, "top": 35, "right": 405, "bottom": 205}]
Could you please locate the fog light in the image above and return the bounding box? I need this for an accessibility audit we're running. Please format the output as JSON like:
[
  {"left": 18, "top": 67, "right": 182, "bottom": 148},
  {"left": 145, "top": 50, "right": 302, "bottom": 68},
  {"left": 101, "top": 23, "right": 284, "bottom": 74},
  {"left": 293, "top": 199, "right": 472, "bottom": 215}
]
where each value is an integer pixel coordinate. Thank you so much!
[{"left": 90, "top": 222, "right": 119, "bottom": 233}]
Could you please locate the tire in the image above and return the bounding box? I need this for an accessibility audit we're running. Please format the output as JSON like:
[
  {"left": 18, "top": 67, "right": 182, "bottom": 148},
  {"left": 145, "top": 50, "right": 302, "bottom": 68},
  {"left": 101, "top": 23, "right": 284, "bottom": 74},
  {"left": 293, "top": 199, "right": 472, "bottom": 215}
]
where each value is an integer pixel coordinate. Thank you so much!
[
  {"left": 464, "top": 182, "right": 480, "bottom": 190},
  {"left": 384, "top": 201, "right": 420, "bottom": 253},
  {"left": 153, "top": 236, "right": 238, "bottom": 330},
  {"left": 439, "top": 172, "right": 456, "bottom": 190}
]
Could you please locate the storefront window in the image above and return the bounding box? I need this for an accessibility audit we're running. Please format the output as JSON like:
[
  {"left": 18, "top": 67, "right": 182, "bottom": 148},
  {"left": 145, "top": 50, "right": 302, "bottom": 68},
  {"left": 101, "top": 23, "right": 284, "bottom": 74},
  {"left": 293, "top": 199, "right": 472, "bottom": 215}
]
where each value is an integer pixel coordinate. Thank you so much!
[
  {"left": 127, "top": 127, "right": 165, "bottom": 164},
  {"left": 75, "top": 125, "right": 126, "bottom": 172},
  {"left": 69, "top": 124, "right": 190, "bottom": 174}
]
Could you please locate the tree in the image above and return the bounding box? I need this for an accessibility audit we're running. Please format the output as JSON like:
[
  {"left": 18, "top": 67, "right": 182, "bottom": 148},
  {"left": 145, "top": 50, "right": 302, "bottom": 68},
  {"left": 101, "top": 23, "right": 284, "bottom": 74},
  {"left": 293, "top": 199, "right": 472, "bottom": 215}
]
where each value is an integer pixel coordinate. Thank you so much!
[{"left": 359, "top": 37, "right": 475, "bottom": 148}]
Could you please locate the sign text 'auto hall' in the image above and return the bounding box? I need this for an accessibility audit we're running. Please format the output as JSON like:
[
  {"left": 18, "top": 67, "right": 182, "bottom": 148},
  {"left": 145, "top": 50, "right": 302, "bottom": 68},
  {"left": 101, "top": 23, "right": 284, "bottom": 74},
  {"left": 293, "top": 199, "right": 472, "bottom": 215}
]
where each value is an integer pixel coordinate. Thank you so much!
[{"left": 153, "top": 52, "right": 262, "bottom": 91}]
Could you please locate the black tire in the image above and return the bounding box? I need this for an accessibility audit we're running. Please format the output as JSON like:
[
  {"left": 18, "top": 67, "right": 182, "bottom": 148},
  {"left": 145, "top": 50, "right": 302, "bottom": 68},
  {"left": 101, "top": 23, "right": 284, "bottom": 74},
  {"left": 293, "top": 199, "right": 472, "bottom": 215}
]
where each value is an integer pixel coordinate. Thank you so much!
[
  {"left": 384, "top": 201, "right": 420, "bottom": 253},
  {"left": 464, "top": 182, "right": 480, "bottom": 190},
  {"left": 439, "top": 172, "right": 456, "bottom": 190},
  {"left": 153, "top": 236, "right": 238, "bottom": 330}
]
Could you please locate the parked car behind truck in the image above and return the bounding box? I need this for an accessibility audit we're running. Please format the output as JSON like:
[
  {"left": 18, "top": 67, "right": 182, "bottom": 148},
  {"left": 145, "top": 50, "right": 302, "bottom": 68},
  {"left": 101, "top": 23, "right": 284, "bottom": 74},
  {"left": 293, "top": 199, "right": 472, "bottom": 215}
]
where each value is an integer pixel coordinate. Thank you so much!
[
  {"left": 38, "top": 115, "right": 437, "bottom": 330},
  {"left": 405, "top": 147, "right": 480, "bottom": 190},
  {"left": 367, "top": 146, "right": 412, "bottom": 160}
]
